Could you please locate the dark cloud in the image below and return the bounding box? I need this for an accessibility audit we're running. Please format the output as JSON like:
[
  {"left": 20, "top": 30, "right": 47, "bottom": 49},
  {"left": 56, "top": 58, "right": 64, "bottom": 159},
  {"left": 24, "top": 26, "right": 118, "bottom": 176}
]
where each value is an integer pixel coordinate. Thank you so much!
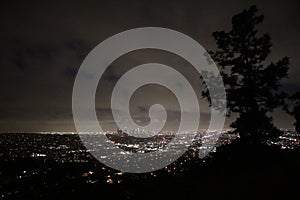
[
  {"left": 10, "top": 44, "right": 58, "bottom": 71},
  {"left": 63, "top": 67, "right": 78, "bottom": 78},
  {"left": 138, "top": 106, "right": 148, "bottom": 113},
  {"left": 279, "top": 83, "right": 300, "bottom": 94},
  {"left": 1, "top": 0, "right": 300, "bottom": 131},
  {"left": 64, "top": 39, "right": 91, "bottom": 60}
]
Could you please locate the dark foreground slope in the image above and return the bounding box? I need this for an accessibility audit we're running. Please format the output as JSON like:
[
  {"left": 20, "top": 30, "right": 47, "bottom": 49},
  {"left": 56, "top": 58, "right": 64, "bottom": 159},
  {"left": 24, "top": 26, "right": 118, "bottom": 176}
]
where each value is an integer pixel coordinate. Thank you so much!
[{"left": 74, "top": 142, "right": 300, "bottom": 200}]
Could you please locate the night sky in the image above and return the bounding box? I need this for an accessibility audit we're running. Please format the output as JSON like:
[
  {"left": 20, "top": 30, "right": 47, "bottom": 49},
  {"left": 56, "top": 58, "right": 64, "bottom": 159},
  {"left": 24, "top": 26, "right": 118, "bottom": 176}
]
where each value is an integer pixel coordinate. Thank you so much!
[{"left": 1, "top": 0, "right": 300, "bottom": 132}]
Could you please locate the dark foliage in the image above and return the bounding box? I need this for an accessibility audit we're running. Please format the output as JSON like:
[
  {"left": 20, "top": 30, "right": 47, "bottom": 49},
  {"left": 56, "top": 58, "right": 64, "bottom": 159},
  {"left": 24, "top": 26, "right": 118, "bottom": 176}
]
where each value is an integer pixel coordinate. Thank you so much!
[{"left": 203, "top": 6, "right": 289, "bottom": 143}]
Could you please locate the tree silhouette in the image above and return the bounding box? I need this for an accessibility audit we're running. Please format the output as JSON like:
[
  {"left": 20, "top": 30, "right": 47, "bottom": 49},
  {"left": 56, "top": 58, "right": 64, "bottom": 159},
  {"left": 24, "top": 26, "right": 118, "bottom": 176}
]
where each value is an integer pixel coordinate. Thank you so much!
[
  {"left": 203, "top": 6, "right": 289, "bottom": 143},
  {"left": 283, "top": 92, "right": 300, "bottom": 134}
]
